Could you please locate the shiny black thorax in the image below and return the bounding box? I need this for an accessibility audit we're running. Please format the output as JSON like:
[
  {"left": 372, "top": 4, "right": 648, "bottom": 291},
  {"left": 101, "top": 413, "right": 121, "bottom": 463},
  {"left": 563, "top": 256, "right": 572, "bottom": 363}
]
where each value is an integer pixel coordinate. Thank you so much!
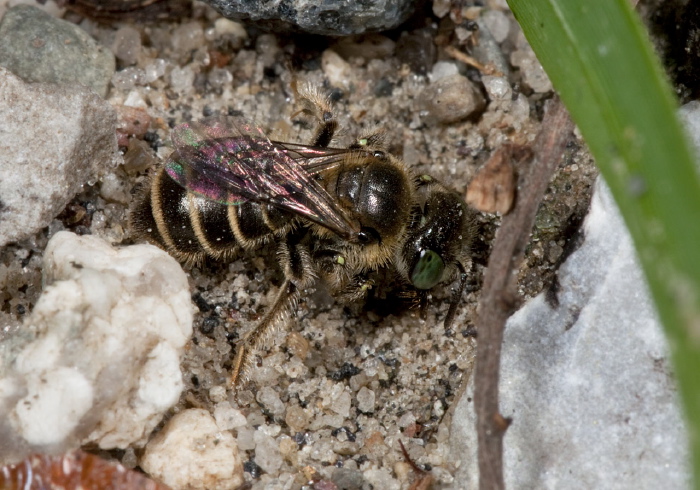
[{"left": 324, "top": 155, "right": 413, "bottom": 242}]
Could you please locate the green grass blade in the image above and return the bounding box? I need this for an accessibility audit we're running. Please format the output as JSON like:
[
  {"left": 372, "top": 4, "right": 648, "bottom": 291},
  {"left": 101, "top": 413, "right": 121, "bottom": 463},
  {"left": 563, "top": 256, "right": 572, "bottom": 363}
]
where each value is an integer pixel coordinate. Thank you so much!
[{"left": 507, "top": 0, "right": 700, "bottom": 484}]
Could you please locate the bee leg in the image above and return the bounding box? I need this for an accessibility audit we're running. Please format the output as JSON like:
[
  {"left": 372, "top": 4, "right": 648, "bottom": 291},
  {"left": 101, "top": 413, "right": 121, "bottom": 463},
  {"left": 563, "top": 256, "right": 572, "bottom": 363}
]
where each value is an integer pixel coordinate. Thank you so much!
[
  {"left": 292, "top": 83, "right": 338, "bottom": 147},
  {"left": 230, "top": 279, "right": 300, "bottom": 386},
  {"left": 336, "top": 274, "right": 374, "bottom": 303},
  {"left": 315, "top": 249, "right": 346, "bottom": 275},
  {"left": 230, "top": 231, "right": 314, "bottom": 387},
  {"left": 351, "top": 127, "right": 388, "bottom": 150}
]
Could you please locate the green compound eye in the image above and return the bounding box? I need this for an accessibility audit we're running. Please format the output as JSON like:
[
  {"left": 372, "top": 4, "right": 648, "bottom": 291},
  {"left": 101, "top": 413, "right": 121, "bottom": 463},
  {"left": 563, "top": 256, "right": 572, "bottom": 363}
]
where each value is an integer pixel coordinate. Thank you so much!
[{"left": 411, "top": 250, "right": 445, "bottom": 290}]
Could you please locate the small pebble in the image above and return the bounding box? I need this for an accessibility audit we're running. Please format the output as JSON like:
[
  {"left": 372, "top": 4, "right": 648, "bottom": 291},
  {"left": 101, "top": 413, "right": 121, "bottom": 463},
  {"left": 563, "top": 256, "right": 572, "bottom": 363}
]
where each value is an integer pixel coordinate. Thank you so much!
[
  {"left": 236, "top": 426, "right": 256, "bottom": 451},
  {"left": 214, "top": 403, "right": 247, "bottom": 431},
  {"left": 171, "top": 21, "right": 205, "bottom": 60},
  {"left": 143, "top": 59, "right": 168, "bottom": 83},
  {"left": 257, "top": 386, "right": 286, "bottom": 416},
  {"left": 417, "top": 74, "right": 485, "bottom": 124},
  {"left": 481, "top": 10, "right": 511, "bottom": 43},
  {"left": 111, "top": 26, "right": 141, "bottom": 65},
  {"left": 363, "top": 467, "right": 400, "bottom": 490},
  {"left": 209, "top": 385, "right": 227, "bottom": 403},
  {"left": 169, "top": 65, "right": 195, "bottom": 93},
  {"left": 511, "top": 33, "right": 553, "bottom": 93},
  {"left": 429, "top": 61, "right": 459, "bottom": 83},
  {"left": 322, "top": 50, "right": 352, "bottom": 90},
  {"left": 141, "top": 409, "right": 244, "bottom": 490},
  {"left": 112, "top": 67, "right": 145, "bottom": 90},
  {"left": 253, "top": 429, "right": 283, "bottom": 474},
  {"left": 356, "top": 387, "right": 375, "bottom": 413},
  {"left": 285, "top": 404, "right": 311, "bottom": 432},
  {"left": 482, "top": 75, "right": 513, "bottom": 101},
  {"left": 214, "top": 18, "right": 248, "bottom": 39}
]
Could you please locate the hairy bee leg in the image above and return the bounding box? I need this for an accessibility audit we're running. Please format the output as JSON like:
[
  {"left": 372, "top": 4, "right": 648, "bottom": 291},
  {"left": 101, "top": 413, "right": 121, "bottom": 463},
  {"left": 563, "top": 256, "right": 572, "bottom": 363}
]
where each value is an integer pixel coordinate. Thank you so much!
[
  {"left": 230, "top": 280, "right": 300, "bottom": 386},
  {"left": 231, "top": 231, "right": 315, "bottom": 387},
  {"left": 338, "top": 276, "right": 374, "bottom": 303},
  {"left": 292, "top": 83, "right": 338, "bottom": 147},
  {"left": 351, "top": 127, "right": 388, "bottom": 150}
]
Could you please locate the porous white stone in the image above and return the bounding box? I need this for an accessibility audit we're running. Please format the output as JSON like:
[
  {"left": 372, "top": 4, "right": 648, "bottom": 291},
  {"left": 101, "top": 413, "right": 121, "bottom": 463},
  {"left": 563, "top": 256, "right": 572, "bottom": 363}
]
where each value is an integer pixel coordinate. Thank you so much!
[
  {"left": 141, "top": 409, "right": 244, "bottom": 490},
  {"left": 12, "top": 367, "right": 93, "bottom": 446},
  {"left": 0, "top": 68, "right": 121, "bottom": 246},
  {"left": 0, "top": 232, "right": 193, "bottom": 462},
  {"left": 450, "top": 180, "right": 690, "bottom": 488}
]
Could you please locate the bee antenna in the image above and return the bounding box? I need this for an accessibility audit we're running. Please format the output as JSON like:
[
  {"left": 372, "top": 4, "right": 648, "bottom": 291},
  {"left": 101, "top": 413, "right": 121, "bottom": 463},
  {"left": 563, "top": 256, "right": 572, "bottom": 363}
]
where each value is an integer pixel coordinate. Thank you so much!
[{"left": 444, "top": 261, "right": 468, "bottom": 330}]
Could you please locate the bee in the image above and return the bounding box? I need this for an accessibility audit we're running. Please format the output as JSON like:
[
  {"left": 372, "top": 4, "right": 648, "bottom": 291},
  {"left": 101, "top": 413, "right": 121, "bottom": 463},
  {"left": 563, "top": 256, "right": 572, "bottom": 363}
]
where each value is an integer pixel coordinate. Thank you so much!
[{"left": 130, "top": 86, "right": 476, "bottom": 386}]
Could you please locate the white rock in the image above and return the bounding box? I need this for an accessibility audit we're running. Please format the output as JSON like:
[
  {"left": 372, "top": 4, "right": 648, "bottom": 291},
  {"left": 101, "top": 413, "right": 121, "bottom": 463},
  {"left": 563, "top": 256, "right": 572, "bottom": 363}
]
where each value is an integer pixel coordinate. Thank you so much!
[
  {"left": 0, "top": 232, "right": 193, "bottom": 462},
  {"left": 0, "top": 68, "right": 121, "bottom": 246},
  {"left": 12, "top": 367, "right": 93, "bottom": 446},
  {"left": 141, "top": 409, "right": 244, "bottom": 490},
  {"left": 363, "top": 467, "right": 401, "bottom": 490},
  {"left": 331, "top": 391, "right": 352, "bottom": 417},
  {"left": 213, "top": 402, "right": 247, "bottom": 431},
  {"left": 169, "top": 65, "right": 195, "bottom": 94},
  {"left": 450, "top": 180, "right": 690, "bottom": 488},
  {"left": 111, "top": 26, "right": 141, "bottom": 65}
]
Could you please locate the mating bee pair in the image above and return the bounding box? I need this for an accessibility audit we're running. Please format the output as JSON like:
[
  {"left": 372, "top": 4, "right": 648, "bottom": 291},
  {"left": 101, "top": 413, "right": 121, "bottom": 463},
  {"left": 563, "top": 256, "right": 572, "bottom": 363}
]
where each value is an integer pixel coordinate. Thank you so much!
[{"left": 130, "top": 84, "right": 476, "bottom": 385}]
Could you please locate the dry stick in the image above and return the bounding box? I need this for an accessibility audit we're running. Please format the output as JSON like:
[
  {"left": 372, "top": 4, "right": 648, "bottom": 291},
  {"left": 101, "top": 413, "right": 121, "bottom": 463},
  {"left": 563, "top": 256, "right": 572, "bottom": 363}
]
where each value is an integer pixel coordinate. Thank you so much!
[{"left": 475, "top": 99, "right": 574, "bottom": 490}]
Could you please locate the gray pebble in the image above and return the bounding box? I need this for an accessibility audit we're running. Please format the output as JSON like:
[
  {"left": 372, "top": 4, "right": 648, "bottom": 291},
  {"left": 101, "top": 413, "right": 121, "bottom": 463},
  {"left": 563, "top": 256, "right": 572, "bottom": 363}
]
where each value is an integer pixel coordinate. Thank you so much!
[
  {"left": 0, "top": 5, "right": 115, "bottom": 97},
  {"left": 417, "top": 74, "right": 486, "bottom": 125},
  {"left": 0, "top": 67, "right": 120, "bottom": 247}
]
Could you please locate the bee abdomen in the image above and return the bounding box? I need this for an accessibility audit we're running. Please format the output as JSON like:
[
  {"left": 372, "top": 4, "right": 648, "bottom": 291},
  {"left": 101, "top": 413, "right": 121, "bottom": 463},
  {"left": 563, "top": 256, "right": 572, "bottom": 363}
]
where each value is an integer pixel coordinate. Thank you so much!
[
  {"left": 147, "top": 167, "right": 208, "bottom": 263},
  {"left": 131, "top": 168, "right": 293, "bottom": 263},
  {"left": 188, "top": 194, "right": 239, "bottom": 259}
]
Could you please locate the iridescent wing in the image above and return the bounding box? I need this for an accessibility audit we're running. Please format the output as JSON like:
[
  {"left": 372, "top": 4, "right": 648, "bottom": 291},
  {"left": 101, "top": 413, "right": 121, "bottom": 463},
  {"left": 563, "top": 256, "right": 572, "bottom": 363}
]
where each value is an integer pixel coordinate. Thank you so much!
[
  {"left": 164, "top": 116, "right": 362, "bottom": 240},
  {"left": 271, "top": 141, "right": 351, "bottom": 175}
]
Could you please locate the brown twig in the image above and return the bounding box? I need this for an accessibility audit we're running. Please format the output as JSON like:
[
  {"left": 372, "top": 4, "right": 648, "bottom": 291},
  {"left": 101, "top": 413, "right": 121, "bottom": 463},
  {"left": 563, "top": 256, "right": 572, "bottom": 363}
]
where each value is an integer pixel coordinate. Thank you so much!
[
  {"left": 444, "top": 45, "right": 504, "bottom": 77},
  {"left": 474, "top": 99, "right": 573, "bottom": 489}
]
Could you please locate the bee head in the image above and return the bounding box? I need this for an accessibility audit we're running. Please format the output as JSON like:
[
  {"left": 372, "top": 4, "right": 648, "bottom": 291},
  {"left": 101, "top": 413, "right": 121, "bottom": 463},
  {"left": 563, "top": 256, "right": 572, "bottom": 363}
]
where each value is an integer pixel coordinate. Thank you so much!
[{"left": 401, "top": 179, "right": 474, "bottom": 291}]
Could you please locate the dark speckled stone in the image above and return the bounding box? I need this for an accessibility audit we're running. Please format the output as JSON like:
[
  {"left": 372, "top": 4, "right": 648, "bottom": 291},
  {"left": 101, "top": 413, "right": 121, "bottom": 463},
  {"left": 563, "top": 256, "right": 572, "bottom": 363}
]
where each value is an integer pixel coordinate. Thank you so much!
[{"left": 203, "top": 0, "right": 416, "bottom": 36}]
